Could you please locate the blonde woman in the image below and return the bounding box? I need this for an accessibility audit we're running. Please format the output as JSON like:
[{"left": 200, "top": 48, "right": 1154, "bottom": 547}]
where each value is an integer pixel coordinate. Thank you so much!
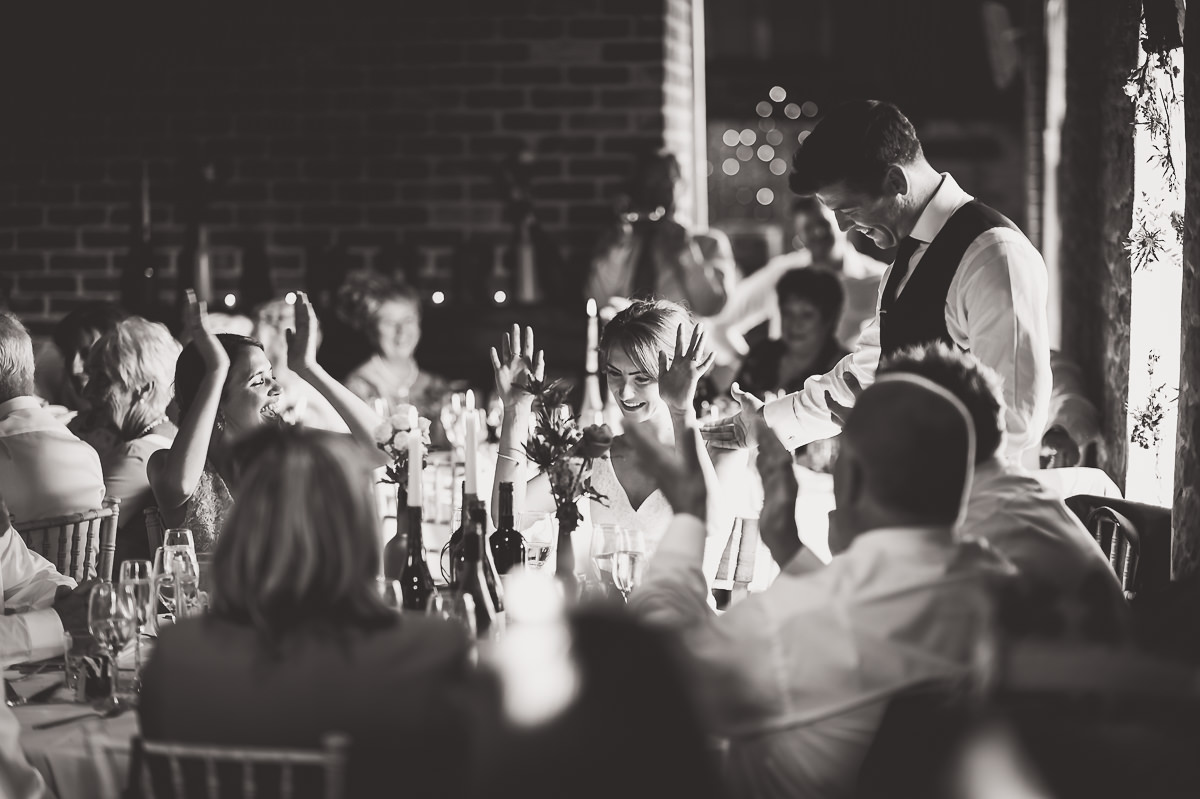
[{"left": 83, "top": 317, "right": 181, "bottom": 563}]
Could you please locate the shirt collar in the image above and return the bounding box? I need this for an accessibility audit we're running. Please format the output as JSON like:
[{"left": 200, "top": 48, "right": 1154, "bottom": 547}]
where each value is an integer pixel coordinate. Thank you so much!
[
  {"left": 909, "top": 173, "right": 973, "bottom": 244},
  {"left": 0, "top": 396, "right": 42, "bottom": 417},
  {"left": 844, "top": 524, "right": 957, "bottom": 557}
]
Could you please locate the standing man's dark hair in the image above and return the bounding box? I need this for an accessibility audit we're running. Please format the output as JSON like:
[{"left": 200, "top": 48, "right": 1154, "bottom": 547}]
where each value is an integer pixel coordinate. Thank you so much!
[{"left": 790, "top": 100, "right": 924, "bottom": 196}]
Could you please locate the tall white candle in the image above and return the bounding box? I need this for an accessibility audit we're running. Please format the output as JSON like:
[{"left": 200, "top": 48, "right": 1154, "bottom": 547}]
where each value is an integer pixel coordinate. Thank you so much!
[
  {"left": 586, "top": 298, "right": 598, "bottom": 374},
  {"left": 464, "top": 390, "right": 478, "bottom": 496},
  {"left": 406, "top": 406, "right": 422, "bottom": 507}
]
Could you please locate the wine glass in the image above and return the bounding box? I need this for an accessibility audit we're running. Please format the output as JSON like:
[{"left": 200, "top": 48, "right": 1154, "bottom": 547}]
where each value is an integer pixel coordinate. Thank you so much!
[
  {"left": 427, "top": 590, "right": 477, "bottom": 641},
  {"left": 611, "top": 527, "right": 647, "bottom": 602},
  {"left": 88, "top": 581, "right": 138, "bottom": 710},
  {"left": 118, "top": 560, "right": 153, "bottom": 689},
  {"left": 590, "top": 524, "right": 622, "bottom": 584},
  {"left": 162, "top": 528, "right": 199, "bottom": 575},
  {"left": 151, "top": 547, "right": 176, "bottom": 623}
]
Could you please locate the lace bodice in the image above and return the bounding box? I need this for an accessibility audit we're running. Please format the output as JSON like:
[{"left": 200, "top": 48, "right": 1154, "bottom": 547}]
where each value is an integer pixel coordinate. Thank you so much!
[
  {"left": 586, "top": 455, "right": 675, "bottom": 554},
  {"left": 177, "top": 467, "right": 234, "bottom": 553}
]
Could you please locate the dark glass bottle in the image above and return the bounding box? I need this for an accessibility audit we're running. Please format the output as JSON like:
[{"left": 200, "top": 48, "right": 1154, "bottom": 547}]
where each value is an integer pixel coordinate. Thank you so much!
[
  {"left": 469, "top": 498, "right": 505, "bottom": 613},
  {"left": 383, "top": 484, "right": 409, "bottom": 588},
  {"left": 400, "top": 504, "right": 435, "bottom": 612},
  {"left": 458, "top": 507, "right": 499, "bottom": 637},
  {"left": 442, "top": 482, "right": 475, "bottom": 584},
  {"left": 489, "top": 482, "right": 523, "bottom": 575}
]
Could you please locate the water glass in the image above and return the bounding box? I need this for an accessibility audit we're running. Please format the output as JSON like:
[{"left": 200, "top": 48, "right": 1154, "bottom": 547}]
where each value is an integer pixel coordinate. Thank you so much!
[
  {"left": 518, "top": 512, "right": 556, "bottom": 571},
  {"left": 590, "top": 523, "right": 623, "bottom": 581},
  {"left": 611, "top": 527, "right": 646, "bottom": 601},
  {"left": 118, "top": 560, "right": 153, "bottom": 688},
  {"left": 88, "top": 582, "right": 138, "bottom": 709},
  {"left": 162, "top": 529, "right": 199, "bottom": 574}
]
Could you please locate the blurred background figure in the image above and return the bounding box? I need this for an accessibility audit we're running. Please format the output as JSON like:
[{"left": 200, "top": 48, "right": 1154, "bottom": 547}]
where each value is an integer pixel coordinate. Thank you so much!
[
  {"left": 710, "top": 197, "right": 886, "bottom": 373},
  {"left": 139, "top": 426, "right": 476, "bottom": 798},
  {"left": 251, "top": 296, "right": 347, "bottom": 432},
  {"left": 732, "top": 267, "right": 849, "bottom": 399},
  {"left": 339, "top": 270, "right": 453, "bottom": 440},
  {"left": 83, "top": 317, "right": 180, "bottom": 564},
  {"left": 587, "top": 150, "right": 734, "bottom": 319},
  {"left": 48, "top": 301, "right": 128, "bottom": 414},
  {"left": 1041, "top": 350, "right": 1105, "bottom": 469}
]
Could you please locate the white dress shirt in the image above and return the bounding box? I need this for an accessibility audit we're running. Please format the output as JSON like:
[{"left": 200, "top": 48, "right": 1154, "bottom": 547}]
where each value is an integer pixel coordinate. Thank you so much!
[
  {"left": 711, "top": 246, "right": 887, "bottom": 357},
  {"left": 763, "top": 174, "right": 1052, "bottom": 460},
  {"left": 0, "top": 524, "right": 75, "bottom": 666},
  {"left": 631, "top": 514, "right": 1010, "bottom": 799},
  {"left": 0, "top": 690, "right": 46, "bottom": 799},
  {"left": 0, "top": 397, "right": 105, "bottom": 524},
  {"left": 963, "top": 457, "right": 1122, "bottom": 603}
]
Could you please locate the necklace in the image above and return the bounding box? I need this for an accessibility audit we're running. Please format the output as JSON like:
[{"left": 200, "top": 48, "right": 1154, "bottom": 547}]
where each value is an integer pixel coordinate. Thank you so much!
[{"left": 131, "top": 415, "right": 170, "bottom": 441}]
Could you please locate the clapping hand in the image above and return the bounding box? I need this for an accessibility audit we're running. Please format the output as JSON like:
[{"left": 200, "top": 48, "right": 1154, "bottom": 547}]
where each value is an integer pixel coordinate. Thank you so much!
[
  {"left": 700, "top": 382, "right": 765, "bottom": 450},
  {"left": 53, "top": 579, "right": 97, "bottom": 638},
  {"left": 285, "top": 291, "right": 320, "bottom": 375},
  {"left": 490, "top": 324, "right": 545, "bottom": 411},
  {"left": 182, "top": 289, "right": 229, "bottom": 374},
  {"left": 623, "top": 423, "right": 708, "bottom": 521},
  {"left": 657, "top": 324, "right": 715, "bottom": 416}
]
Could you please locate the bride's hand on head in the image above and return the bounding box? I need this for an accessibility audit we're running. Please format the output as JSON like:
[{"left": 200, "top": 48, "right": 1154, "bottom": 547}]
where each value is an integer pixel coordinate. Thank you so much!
[
  {"left": 489, "top": 324, "right": 544, "bottom": 411},
  {"left": 657, "top": 324, "right": 715, "bottom": 416},
  {"left": 183, "top": 290, "right": 229, "bottom": 375}
]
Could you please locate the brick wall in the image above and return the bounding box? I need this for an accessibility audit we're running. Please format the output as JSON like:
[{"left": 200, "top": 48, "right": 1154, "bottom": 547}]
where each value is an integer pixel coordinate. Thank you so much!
[{"left": 0, "top": 0, "right": 699, "bottom": 334}]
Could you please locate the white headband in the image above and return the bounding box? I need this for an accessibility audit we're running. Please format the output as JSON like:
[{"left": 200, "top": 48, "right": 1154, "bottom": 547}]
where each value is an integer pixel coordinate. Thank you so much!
[{"left": 872, "top": 372, "right": 976, "bottom": 528}]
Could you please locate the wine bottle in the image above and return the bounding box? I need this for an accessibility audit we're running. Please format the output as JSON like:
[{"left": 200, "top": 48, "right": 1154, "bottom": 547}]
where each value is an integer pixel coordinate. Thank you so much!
[
  {"left": 400, "top": 504, "right": 435, "bottom": 612},
  {"left": 469, "top": 498, "right": 505, "bottom": 613},
  {"left": 489, "top": 482, "right": 523, "bottom": 575},
  {"left": 383, "top": 484, "right": 409, "bottom": 585},
  {"left": 458, "top": 505, "right": 499, "bottom": 637},
  {"left": 443, "top": 481, "right": 475, "bottom": 585}
]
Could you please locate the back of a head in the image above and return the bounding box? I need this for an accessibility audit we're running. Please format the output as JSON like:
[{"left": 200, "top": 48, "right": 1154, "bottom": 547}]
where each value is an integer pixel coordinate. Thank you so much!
[
  {"left": 789, "top": 100, "right": 924, "bottom": 196},
  {"left": 86, "top": 317, "right": 182, "bottom": 418},
  {"left": 52, "top": 301, "right": 128, "bottom": 358},
  {"left": 877, "top": 343, "right": 1005, "bottom": 463},
  {"left": 211, "top": 427, "right": 390, "bottom": 639},
  {"left": 844, "top": 377, "right": 973, "bottom": 524},
  {"left": 0, "top": 311, "right": 35, "bottom": 402},
  {"left": 173, "top": 333, "right": 264, "bottom": 417},
  {"left": 599, "top": 298, "right": 693, "bottom": 378}
]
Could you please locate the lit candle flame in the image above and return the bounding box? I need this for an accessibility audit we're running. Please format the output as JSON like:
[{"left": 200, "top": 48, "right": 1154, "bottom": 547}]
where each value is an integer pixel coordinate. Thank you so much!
[{"left": 586, "top": 298, "right": 597, "bottom": 317}]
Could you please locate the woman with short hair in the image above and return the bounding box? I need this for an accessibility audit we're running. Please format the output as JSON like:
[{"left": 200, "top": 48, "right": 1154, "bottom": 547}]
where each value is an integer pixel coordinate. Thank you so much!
[{"left": 84, "top": 317, "right": 181, "bottom": 562}]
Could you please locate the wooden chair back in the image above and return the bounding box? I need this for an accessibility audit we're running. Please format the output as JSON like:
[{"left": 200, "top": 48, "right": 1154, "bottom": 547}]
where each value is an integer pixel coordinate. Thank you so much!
[
  {"left": 145, "top": 506, "right": 166, "bottom": 554},
  {"left": 133, "top": 733, "right": 350, "bottom": 799},
  {"left": 13, "top": 497, "right": 120, "bottom": 581},
  {"left": 1065, "top": 494, "right": 1171, "bottom": 598}
]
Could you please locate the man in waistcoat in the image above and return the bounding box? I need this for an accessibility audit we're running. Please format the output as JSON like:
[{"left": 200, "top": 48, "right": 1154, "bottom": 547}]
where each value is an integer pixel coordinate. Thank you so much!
[{"left": 703, "top": 100, "right": 1051, "bottom": 463}]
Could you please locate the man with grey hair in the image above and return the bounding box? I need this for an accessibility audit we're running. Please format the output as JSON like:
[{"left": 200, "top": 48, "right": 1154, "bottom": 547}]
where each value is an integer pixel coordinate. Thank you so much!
[
  {"left": 629, "top": 375, "right": 1013, "bottom": 799},
  {"left": 0, "top": 311, "right": 105, "bottom": 523}
]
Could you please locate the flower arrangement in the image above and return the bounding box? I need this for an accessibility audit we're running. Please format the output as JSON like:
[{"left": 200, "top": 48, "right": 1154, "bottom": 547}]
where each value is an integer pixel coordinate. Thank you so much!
[
  {"left": 372, "top": 404, "right": 433, "bottom": 486},
  {"left": 517, "top": 375, "right": 613, "bottom": 588}
]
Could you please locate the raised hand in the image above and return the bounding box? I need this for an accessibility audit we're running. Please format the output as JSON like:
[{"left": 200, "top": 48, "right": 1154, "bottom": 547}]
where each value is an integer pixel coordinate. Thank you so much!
[
  {"left": 700, "top": 381, "right": 764, "bottom": 450},
  {"left": 285, "top": 291, "right": 320, "bottom": 375},
  {"left": 752, "top": 415, "right": 803, "bottom": 566},
  {"left": 623, "top": 421, "right": 708, "bottom": 521},
  {"left": 182, "top": 289, "right": 229, "bottom": 374},
  {"left": 489, "top": 324, "right": 544, "bottom": 410},
  {"left": 657, "top": 324, "right": 715, "bottom": 415}
]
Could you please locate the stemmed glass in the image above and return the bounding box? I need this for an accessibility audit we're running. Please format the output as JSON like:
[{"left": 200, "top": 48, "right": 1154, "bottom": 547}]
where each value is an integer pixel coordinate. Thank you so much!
[
  {"left": 590, "top": 523, "right": 622, "bottom": 582},
  {"left": 88, "top": 581, "right": 138, "bottom": 710},
  {"left": 518, "top": 512, "right": 556, "bottom": 572},
  {"left": 118, "top": 560, "right": 153, "bottom": 689},
  {"left": 611, "top": 527, "right": 647, "bottom": 602},
  {"left": 427, "top": 591, "right": 476, "bottom": 640}
]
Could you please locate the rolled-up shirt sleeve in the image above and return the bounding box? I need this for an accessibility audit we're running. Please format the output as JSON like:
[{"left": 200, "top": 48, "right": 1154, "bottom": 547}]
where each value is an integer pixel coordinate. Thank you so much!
[
  {"left": 954, "top": 230, "right": 1051, "bottom": 458},
  {"left": 1, "top": 526, "right": 74, "bottom": 665}
]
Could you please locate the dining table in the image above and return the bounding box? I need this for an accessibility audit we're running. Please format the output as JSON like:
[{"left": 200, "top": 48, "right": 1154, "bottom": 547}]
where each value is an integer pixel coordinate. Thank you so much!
[{"left": 9, "top": 649, "right": 141, "bottom": 799}]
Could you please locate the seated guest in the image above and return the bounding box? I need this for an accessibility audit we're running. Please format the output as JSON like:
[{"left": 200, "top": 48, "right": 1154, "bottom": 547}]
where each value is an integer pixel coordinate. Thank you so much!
[
  {"left": 340, "top": 271, "right": 452, "bottom": 427},
  {"left": 147, "top": 291, "right": 387, "bottom": 552},
  {"left": 732, "top": 268, "right": 849, "bottom": 399},
  {"left": 0, "top": 493, "right": 91, "bottom": 665},
  {"left": 876, "top": 344, "right": 1123, "bottom": 606},
  {"left": 139, "top": 427, "right": 474, "bottom": 797},
  {"left": 0, "top": 311, "right": 105, "bottom": 524},
  {"left": 50, "top": 301, "right": 128, "bottom": 414},
  {"left": 251, "top": 297, "right": 346, "bottom": 432},
  {"left": 711, "top": 196, "right": 886, "bottom": 359},
  {"left": 629, "top": 375, "right": 1012, "bottom": 799},
  {"left": 82, "top": 317, "right": 181, "bottom": 564}
]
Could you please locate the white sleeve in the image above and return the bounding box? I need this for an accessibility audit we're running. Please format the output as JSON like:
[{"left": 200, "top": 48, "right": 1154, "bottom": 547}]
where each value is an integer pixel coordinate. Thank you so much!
[
  {"left": 955, "top": 231, "right": 1052, "bottom": 458},
  {"left": 762, "top": 296, "right": 884, "bottom": 450},
  {"left": 0, "top": 526, "right": 73, "bottom": 665}
]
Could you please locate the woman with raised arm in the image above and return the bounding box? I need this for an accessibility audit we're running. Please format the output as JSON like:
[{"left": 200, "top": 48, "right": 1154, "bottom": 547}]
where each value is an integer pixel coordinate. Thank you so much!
[
  {"left": 490, "top": 299, "right": 723, "bottom": 567},
  {"left": 147, "top": 290, "right": 388, "bottom": 551}
]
